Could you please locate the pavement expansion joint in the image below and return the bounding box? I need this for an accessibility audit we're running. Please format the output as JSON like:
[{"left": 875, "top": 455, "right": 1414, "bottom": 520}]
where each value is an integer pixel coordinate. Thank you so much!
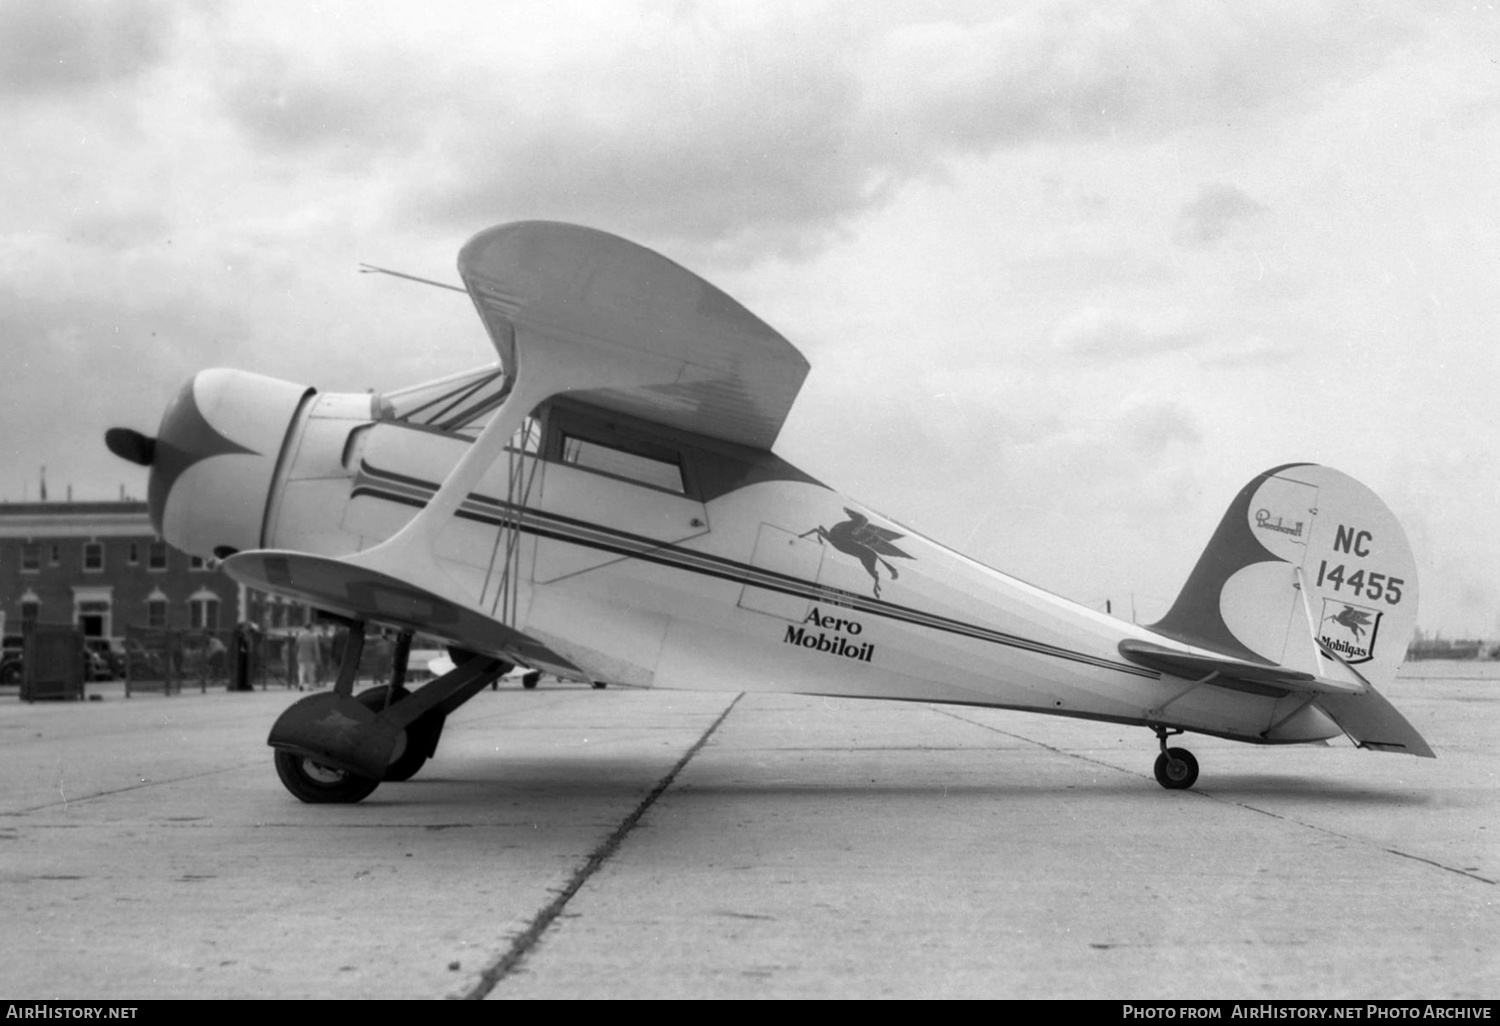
[
  {"left": 458, "top": 692, "right": 745, "bottom": 1000},
  {"left": 1203, "top": 789, "right": 1497, "bottom": 888},
  {"left": 12, "top": 762, "right": 262, "bottom": 815}
]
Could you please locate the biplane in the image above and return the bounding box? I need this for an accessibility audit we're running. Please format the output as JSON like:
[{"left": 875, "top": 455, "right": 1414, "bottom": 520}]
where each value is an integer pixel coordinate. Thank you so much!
[{"left": 106, "top": 221, "right": 1433, "bottom": 803}]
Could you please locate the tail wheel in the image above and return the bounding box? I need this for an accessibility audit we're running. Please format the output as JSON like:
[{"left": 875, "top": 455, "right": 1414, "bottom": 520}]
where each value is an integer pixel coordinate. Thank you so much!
[
  {"left": 1153, "top": 748, "right": 1199, "bottom": 790},
  {"left": 274, "top": 749, "right": 381, "bottom": 804}
]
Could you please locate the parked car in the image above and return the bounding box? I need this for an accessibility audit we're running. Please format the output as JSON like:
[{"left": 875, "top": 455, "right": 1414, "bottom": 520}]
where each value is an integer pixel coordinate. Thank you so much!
[
  {"left": 0, "top": 633, "right": 122, "bottom": 684},
  {"left": 0, "top": 634, "right": 21, "bottom": 685},
  {"left": 83, "top": 638, "right": 125, "bottom": 681}
]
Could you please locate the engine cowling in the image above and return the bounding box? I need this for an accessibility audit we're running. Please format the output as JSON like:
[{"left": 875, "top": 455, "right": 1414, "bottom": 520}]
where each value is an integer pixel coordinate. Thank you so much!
[{"left": 108, "top": 369, "right": 312, "bottom": 560}]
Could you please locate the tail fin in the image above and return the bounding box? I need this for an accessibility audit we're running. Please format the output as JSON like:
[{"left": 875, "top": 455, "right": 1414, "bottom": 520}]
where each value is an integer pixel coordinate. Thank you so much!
[
  {"left": 1153, "top": 463, "right": 1418, "bottom": 681},
  {"left": 1151, "top": 464, "right": 1431, "bottom": 755}
]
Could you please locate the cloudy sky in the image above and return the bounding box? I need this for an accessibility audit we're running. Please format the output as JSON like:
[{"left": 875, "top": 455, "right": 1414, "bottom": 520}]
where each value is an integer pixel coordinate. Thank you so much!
[{"left": 3, "top": 1, "right": 1497, "bottom": 637}]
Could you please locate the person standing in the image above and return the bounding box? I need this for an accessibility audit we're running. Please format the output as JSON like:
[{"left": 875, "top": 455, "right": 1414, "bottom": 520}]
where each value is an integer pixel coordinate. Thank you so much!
[
  {"left": 206, "top": 633, "right": 227, "bottom": 681},
  {"left": 295, "top": 625, "right": 321, "bottom": 691}
]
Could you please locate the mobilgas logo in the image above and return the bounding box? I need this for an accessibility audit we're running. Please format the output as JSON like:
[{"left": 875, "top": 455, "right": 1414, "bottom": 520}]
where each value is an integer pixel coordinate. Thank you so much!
[
  {"left": 783, "top": 606, "right": 874, "bottom": 663},
  {"left": 1319, "top": 599, "right": 1382, "bottom": 664}
]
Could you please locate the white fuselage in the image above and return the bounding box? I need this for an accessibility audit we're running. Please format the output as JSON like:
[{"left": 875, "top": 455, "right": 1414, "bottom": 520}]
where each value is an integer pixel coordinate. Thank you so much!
[{"left": 242, "top": 388, "right": 1342, "bottom": 748}]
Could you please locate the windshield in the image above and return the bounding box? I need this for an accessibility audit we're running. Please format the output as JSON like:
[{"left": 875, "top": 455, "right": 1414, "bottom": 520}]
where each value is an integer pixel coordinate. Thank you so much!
[
  {"left": 378, "top": 363, "right": 507, "bottom": 437},
  {"left": 377, "top": 363, "right": 539, "bottom": 450}
]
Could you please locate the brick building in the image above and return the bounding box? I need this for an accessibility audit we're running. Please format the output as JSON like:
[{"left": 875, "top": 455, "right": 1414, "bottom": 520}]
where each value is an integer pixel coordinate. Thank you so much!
[{"left": 0, "top": 500, "right": 306, "bottom": 645}]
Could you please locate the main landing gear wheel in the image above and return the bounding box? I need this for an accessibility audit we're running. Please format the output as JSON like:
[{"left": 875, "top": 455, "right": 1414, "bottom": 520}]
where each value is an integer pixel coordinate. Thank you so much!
[
  {"left": 273, "top": 749, "right": 381, "bottom": 804},
  {"left": 354, "top": 686, "right": 444, "bottom": 783},
  {"left": 1153, "top": 747, "right": 1199, "bottom": 790}
]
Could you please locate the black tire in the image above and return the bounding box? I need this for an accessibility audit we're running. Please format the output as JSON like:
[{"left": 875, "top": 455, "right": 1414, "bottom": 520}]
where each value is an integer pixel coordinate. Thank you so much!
[
  {"left": 1153, "top": 748, "right": 1199, "bottom": 790},
  {"left": 0, "top": 661, "right": 20, "bottom": 686},
  {"left": 354, "top": 685, "right": 442, "bottom": 783},
  {"left": 273, "top": 748, "right": 381, "bottom": 804},
  {"left": 522, "top": 671, "right": 540, "bottom": 689},
  {"left": 591, "top": 680, "right": 608, "bottom": 690}
]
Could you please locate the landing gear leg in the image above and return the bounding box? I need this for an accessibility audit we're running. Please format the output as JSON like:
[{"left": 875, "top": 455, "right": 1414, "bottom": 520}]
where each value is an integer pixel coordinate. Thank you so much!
[
  {"left": 268, "top": 621, "right": 505, "bottom": 803},
  {"left": 271, "top": 618, "right": 386, "bottom": 804},
  {"left": 355, "top": 630, "right": 440, "bottom": 783},
  {"left": 1151, "top": 726, "right": 1199, "bottom": 790}
]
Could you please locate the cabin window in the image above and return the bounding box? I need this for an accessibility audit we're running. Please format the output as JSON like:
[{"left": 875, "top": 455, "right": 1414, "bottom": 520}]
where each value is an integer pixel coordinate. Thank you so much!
[{"left": 560, "top": 434, "right": 686, "bottom": 494}]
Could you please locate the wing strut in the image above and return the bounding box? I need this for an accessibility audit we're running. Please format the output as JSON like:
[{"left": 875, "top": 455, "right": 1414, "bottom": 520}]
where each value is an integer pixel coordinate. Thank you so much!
[
  {"left": 1293, "top": 566, "right": 1332, "bottom": 677},
  {"left": 343, "top": 324, "right": 686, "bottom": 602}
]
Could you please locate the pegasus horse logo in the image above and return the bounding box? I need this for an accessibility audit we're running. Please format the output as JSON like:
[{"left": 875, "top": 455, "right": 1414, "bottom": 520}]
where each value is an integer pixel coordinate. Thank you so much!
[
  {"left": 801, "top": 508, "right": 913, "bottom": 598},
  {"left": 1324, "top": 605, "right": 1374, "bottom": 639}
]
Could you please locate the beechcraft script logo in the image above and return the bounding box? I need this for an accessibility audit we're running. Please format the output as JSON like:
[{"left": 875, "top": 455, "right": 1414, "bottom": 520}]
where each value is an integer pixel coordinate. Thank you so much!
[
  {"left": 801, "top": 508, "right": 913, "bottom": 598},
  {"left": 1319, "top": 599, "right": 1382, "bottom": 664}
]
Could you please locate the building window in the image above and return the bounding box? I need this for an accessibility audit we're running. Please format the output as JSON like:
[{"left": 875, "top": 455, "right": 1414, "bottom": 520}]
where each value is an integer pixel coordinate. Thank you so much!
[
  {"left": 188, "top": 592, "right": 219, "bottom": 631},
  {"left": 20, "top": 599, "right": 40, "bottom": 623},
  {"left": 146, "top": 594, "right": 168, "bottom": 629},
  {"left": 49, "top": 544, "right": 61, "bottom": 567},
  {"left": 127, "top": 543, "right": 140, "bottom": 566},
  {"left": 83, "top": 542, "right": 104, "bottom": 573},
  {"left": 148, "top": 542, "right": 168, "bottom": 571},
  {"left": 21, "top": 544, "right": 40, "bottom": 573},
  {"left": 189, "top": 555, "right": 211, "bottom": 572}
]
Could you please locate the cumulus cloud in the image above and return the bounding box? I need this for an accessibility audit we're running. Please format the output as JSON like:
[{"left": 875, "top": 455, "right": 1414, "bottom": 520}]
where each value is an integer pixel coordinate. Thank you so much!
[
  {"left": 403, "top": 24, "right": 876, "bottom": 257},
  {"left": 1200, "top": 333, "right": 1296, "bottom": 369},
  {"left": 0, "top": 0, "right": 176, "bottom": 96},
  {"left": 165, "top": 1, "right": 1424, "bottom": 261},
  {"left": 1115, "top": 398, "right": 1200, "bottom": 453},
  {"left": 403, "top": 2, "right": 1415, "bottom": 256},
  {"left": 218, "top": 45, "right": 435, "bottom": 164},
  {"left": 1174, "top": 183, "right": 1267, "bottom": 247},
  {"left": 1050, "top": 307, "right": 1201, "bottom": 360}
]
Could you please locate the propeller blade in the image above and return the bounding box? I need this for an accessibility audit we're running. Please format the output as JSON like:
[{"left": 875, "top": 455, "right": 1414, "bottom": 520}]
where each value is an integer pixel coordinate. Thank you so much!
[{"left": 105, "top": 427, "right": 155, "bottom": 467}]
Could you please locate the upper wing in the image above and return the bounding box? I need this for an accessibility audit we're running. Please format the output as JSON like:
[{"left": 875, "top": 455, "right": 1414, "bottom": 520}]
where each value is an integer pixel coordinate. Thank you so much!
[
  {"left": 231, "top": 224, "right": 812, "bottom": 664},
  {"left": 458, "top": 221, "right": 810, "bottom": 450}
]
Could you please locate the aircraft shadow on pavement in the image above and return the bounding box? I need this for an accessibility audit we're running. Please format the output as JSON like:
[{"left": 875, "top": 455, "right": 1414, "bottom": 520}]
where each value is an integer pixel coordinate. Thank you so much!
[{"left": 320, "top": 757, "right": 1433, "bottom": 810}]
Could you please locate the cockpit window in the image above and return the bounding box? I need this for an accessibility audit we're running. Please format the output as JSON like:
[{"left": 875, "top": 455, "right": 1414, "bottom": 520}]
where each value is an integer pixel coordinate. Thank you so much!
[{"left": 561, "top": 433, "right": 686, "bottom": 494}]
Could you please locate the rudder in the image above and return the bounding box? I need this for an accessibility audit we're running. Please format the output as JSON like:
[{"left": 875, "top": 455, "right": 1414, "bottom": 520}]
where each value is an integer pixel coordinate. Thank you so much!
[{"left": 1151, "top": 464, "right": 1419, "bottom": 688}]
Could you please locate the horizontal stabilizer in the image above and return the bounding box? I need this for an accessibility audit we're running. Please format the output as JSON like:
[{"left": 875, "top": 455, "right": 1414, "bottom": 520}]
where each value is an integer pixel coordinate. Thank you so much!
[
  {"left": 1118, "top": 639, "right": 1366, "bottom": 697},
  {"left": 1316, "top": 687, "right": 1436, "bottom": 758}
]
